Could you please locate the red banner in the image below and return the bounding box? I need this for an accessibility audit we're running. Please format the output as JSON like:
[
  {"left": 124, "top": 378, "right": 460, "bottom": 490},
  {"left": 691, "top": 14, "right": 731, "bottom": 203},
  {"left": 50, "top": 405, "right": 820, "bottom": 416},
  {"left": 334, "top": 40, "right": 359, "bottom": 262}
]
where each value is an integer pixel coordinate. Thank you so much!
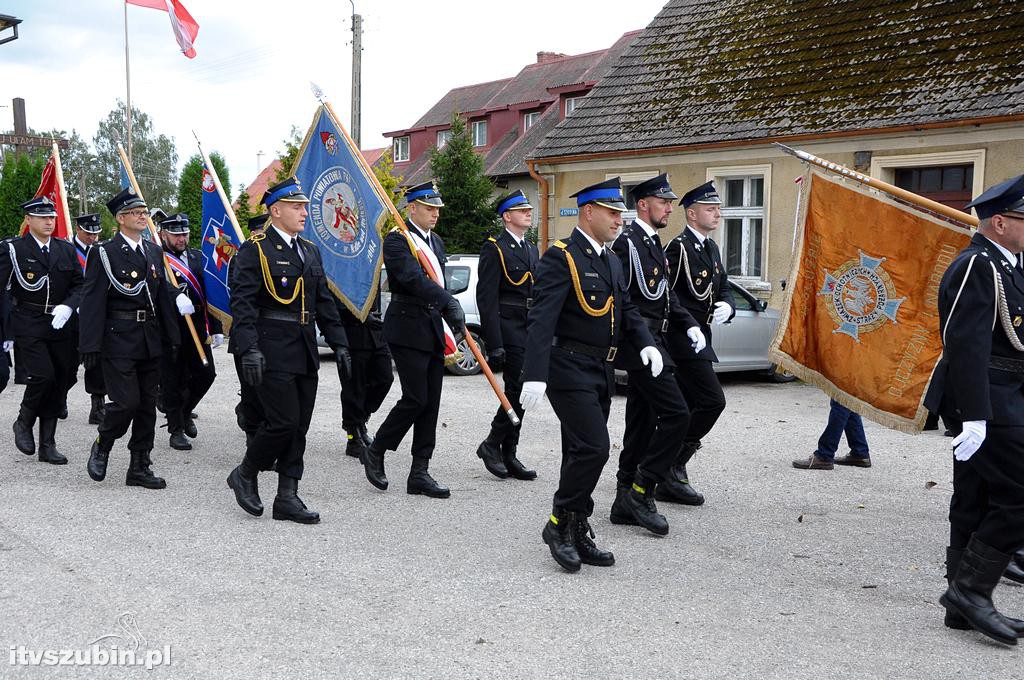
[{"left": 20, "top": 153, "right": 69, "bottom": 240}]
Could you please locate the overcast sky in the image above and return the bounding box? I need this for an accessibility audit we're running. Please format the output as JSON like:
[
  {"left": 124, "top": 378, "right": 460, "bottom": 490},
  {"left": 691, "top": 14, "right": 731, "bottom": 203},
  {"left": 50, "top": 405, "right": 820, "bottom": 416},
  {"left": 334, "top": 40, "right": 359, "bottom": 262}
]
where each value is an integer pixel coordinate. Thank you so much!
[{"left": 2, "top": 0, "right": 669, "bottom": 194}]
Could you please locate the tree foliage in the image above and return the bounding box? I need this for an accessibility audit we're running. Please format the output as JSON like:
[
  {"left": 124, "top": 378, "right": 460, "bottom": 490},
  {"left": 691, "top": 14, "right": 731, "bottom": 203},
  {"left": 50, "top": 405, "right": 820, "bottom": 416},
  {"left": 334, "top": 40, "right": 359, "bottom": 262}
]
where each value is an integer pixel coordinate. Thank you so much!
[
  {"left": 372, "top": 148, "right": 404, "bottom": 236},
  {"left": 429, "top": 114, "right": 495, "bottom": 254},
  {"left": 0, "top": 153, "right": 46, "bottom": 239},
  {"left": 177, "top": 152, "right": 230, "bottom": 248},
  {"left": 234, "top": 184, "right": 257, "bottom": 236},
  {"left": 275, "top": 126, "right": 303, "bottom": 181}
]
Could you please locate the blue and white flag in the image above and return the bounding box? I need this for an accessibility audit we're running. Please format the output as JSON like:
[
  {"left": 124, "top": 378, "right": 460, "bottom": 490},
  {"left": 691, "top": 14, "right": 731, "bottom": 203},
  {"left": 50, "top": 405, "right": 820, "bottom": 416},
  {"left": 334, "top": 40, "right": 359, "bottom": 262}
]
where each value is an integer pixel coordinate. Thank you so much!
[
  {"left": 292, "top": 105, "right": 386, "bottom": 320},
  {"left": 199, "top": 165, "right": 241, "bottom": 331}
]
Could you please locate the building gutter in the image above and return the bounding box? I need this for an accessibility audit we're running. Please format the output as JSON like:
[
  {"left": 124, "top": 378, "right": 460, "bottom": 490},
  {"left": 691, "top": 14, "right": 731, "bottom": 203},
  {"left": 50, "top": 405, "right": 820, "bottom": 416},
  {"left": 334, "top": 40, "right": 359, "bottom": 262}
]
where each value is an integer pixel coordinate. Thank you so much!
[{"left": 526, "top": 159, "right": 551, "bottom": 253}]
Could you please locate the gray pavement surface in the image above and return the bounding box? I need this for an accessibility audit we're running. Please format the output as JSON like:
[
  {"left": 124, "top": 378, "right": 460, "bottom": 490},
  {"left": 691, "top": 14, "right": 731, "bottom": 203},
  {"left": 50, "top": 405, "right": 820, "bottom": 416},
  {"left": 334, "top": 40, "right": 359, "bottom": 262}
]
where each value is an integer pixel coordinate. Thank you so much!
[{"left": 0, "top": 348, "right": 1021, "bottom": 679}]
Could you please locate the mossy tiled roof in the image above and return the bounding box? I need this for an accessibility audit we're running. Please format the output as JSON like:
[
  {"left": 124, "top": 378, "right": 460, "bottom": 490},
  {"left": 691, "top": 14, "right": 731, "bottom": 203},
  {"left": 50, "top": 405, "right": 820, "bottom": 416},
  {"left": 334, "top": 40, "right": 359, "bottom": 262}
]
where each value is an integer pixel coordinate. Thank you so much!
[{"left": 532, "top": 0, "right": 1024, "bottom": 159}]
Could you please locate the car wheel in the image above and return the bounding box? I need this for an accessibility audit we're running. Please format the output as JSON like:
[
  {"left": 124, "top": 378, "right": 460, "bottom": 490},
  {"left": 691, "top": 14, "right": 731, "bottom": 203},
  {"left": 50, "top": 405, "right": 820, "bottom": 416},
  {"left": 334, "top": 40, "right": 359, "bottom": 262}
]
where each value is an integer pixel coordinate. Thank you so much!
[
  {"left": 447, "top": 330, "right": 484, "bottom": 376},
  {"left": 767, "top": 364, "right": 797, "bottom": 383}
]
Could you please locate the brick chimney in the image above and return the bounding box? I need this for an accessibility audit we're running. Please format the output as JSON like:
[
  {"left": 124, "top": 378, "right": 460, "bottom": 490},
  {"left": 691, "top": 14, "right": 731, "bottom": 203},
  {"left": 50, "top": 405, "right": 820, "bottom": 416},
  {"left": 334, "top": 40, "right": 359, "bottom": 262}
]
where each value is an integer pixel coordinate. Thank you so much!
[{"left": 537, "top": 51, "right": 567, "bottom": 64}]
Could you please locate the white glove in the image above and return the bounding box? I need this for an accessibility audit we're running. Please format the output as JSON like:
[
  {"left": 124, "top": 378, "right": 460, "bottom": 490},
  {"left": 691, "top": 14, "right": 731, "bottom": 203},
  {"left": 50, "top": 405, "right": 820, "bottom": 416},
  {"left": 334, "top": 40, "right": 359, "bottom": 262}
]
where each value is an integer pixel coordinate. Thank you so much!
[
  {"left": 211, "top": 333, "right": 225, "bottom": 349},
  {"left": 175, "top": 293, "right": 195, "bottom": 316},
  {"left": 2, "top": 340, "right": 12, "bottom": 353},
  {"left": 952, "top": 420, "right": 986, "bottom": 462},
  {"left": 520, "top": 381, "right": 547, "bottom": 411},
  {"left": 50, "top": 304, "right": 73, "bottom": 330},
  {"left": 639, "top": 346, "right": 663, "bottom": 378},
  {"left": 712, "top": 301, "right": 732, "bottom": 325},
  {"left": 687, "top": 326, "right": 706, "bottom": 353}
]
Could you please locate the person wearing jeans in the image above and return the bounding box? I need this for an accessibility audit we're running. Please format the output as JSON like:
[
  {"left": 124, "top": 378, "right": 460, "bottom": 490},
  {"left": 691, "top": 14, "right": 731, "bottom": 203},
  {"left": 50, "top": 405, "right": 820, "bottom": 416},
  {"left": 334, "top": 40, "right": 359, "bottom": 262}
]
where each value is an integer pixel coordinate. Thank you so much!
[{"left": 793, "top": 399, "right": 871, "bottom": 470}]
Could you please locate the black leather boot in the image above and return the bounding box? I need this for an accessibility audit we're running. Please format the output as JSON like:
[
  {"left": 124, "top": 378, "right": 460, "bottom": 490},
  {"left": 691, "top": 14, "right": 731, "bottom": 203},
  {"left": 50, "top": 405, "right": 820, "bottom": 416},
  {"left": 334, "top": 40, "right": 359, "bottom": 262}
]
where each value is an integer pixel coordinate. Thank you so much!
[
  {"left": 36, "top": 418, "right": 67, "bottom": 465},
  {"left": 183, "top": 412, "right": 198, "bottom": 439},
  {"left": 87, "top": 436, "right": 113, "bottom": 481},
  {"left": 13, "top": 406, "right": 36, "bottom": 455},
  {"left": 624, "top": 475, "right": 669, "bottom": 536},
  {"left": 609, "top": 483, "right": 639, "bottom": 526},
  {"left": 360, "top": 441, "right": 388, "bottom": 490},
  {"left": 226, "top": 458, "right": 263, "bottom": 516},
  {"left": 358, "top": 422, "right": 374, "bottom": 447},
  {"left": 126, "top": 450, "right": 167, "bottom": 489},
  {"left": 940, "top": 536, "right": 1018, "bottom": 645},
  {"left": 572, "top": 514, "right": 615, "bottom": 567},
  {"left": 655, "top": 465, "right": 705, "bottom": 506},
  {"left": 345, "top": 429, "right": 367, "bottom": 459},
  {"left": 946, "top": 546, "right": 1024, "bottom": 637},
  {"left": 542, "top": 509, "right": 581, "bottom": 573},
  {"left": 1005, "top": 549, "right": 1024, "bottom": 584},
  {"left": 272, "top": 475, "right": 320, "bottom": 524},
  {"left": 88, "top": 395, "right": 106, "bottom": 425},
  {"left": 167, "top": 410, "right": 192, "bottom": 451},
  {"left": 476, "top": 431, "right": 509, "bottom": 479},
  {"left": 407, "top": 456, "right": 450, "bottom": 498},
  {"left": 501, "top": 439, "right": 536, "bottom": 480}
]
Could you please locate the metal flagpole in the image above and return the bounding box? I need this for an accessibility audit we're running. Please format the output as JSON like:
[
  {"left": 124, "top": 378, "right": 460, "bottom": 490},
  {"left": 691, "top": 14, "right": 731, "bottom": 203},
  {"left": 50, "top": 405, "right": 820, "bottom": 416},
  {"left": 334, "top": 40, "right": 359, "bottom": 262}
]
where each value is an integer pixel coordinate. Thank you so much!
[{"left": 124, "top": 1, "right": 133, "bottom": 163}]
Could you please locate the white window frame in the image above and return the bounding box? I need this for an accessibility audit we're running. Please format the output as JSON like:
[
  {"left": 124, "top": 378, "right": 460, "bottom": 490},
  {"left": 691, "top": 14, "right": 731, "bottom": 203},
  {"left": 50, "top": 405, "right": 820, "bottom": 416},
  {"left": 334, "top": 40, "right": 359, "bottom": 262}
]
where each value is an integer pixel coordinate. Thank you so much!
[
  {"left": 523, "top": 111, "right": 540, "bottom": 132},
  {"left": 565, "top": 96, "right": 583, "bottom": 116},
  {"left": 436, "top": 129, "right": 451, "bottom": 149},
  {"left": 707, "top": 164, "right": 772, "bottom": 287},
  {"left": 393, "top": 136, "right": 409, "bottom": 162},
  {"left": 609, "top": 171, "right": 658, "bottom": 224},
  {"left": 471, "top": 120, "right": 487, "bottom": 147},
  {"left": 870, "top": 149, "right": 985, "bottom": 199}
]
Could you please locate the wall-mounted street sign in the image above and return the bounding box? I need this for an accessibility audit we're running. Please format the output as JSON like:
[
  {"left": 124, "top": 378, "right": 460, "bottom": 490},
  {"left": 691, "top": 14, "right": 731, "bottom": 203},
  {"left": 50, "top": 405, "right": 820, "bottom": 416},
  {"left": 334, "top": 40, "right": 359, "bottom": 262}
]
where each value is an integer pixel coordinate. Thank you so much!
[{"left": 559, "top": 208, "right": 578, "bottom": 217}]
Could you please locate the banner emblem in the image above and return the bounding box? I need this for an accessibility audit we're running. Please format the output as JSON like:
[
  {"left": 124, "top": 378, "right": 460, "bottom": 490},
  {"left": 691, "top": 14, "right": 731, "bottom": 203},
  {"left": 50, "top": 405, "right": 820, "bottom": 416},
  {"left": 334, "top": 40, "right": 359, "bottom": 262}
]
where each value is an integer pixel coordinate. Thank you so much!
[
  {"left": 309, "top": 167, "right": 366, "bottom": 253},
  {"left": 819, "top": 252, "right": 904, "bottom": 341}
]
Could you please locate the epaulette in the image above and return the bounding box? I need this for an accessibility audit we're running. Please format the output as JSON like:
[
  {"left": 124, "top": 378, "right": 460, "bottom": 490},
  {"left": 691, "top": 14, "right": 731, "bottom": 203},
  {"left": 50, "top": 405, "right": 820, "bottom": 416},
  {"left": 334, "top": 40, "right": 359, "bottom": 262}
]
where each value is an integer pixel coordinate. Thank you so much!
[
  {"left": 298, "top": 236, "right": 314, "bottom": 246},
  {"left": 552, "top": 240, "right": 567, "bottom": 249},
  {"left": 487, "top": 236, "right": 497, "bottom": 243},
  {"left": 249, "top": 232, "right": 266, "bottom": 242}
]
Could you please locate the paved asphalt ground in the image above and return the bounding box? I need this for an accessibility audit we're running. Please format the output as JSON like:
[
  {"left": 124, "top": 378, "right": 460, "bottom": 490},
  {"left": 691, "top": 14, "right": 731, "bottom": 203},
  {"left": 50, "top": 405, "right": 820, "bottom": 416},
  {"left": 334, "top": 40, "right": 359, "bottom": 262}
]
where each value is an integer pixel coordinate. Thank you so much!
[{"left": 1, "top": 347, "right": 1021, "bottom": 679}]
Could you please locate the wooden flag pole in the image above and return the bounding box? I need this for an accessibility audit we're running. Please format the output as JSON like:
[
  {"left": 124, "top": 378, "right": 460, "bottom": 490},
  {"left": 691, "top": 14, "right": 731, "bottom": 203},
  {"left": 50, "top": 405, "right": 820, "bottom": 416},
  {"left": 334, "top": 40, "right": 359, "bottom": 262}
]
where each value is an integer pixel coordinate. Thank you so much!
[
  {"left": 50, "top": 142, "right": 73, "bottom": 241},
  {"left": 315, "top": 95, "right": 520, "bottom": 426},
  {"left": 774, "top": 143, "right": 978, "bottom": 227},
  {"left": 115, "top": 142, "right": 209, "bottom": 366},
  {"left": 192, "top": 132, "right": 247, "bottom": 244}
]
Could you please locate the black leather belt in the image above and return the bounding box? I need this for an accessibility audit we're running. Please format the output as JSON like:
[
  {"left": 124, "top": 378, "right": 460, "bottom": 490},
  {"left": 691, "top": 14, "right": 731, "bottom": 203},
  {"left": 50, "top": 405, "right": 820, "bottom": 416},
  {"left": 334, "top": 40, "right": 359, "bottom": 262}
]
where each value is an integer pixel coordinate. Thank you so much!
[
  {"left": 499, "top": 296, "right": 533, "bottom": 309},
  {"left": 390, "top": 293, "right": 435, "bottom": 309},
  {"left": 643, "top": 317, "right": 669, "bottom": 333},
  {"left": 259, "top": 309, "right": 316, "bottom": 325},
  {"left": 990, "top": 355, "right": 1024, "bottom": 373},
  {"left": 109, "top": 309, "right": 153, "bottom": 322},
  {"left": 553, "top": 336, "right": 617, "bottom": 362},
  {"left": 15, "top": 301, "right": 56, "bottom": 314}
]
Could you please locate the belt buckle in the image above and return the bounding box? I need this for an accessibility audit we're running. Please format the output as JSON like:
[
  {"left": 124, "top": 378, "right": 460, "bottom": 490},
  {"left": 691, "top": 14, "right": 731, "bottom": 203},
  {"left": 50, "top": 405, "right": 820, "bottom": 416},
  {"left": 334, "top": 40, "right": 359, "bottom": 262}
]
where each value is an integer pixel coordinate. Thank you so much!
[
  {"left": 525, "top": 297, "right": 533, "bottom": 309},
  {"left": 299, "top": 310, "right": 310, "bottom": 325},
  {"left": 660, "top": 319, "right": 669, "bottom": 333},
  {"left": 606, "top": 346, "right": 618, "bottom": 362},
  {"left": 136, "top": 310, "right": 147, "bottom": 322}
]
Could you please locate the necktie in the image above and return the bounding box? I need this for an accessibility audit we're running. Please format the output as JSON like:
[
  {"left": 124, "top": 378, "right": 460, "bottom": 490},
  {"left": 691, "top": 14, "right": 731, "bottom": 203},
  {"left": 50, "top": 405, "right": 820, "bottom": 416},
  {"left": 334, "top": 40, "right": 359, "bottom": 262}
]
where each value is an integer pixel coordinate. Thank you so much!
[
  {"left": 40, "top": 244, "right": 50, "bottom": 267},
  {"left": 1017, "top": 252, "right": 1023, "bottom": 274},
  {"left": 652, "top": 233, "right": 662, "bottom": 249},
  {"left": 291, "top": 238, "right": 303, "bottom": 262}
]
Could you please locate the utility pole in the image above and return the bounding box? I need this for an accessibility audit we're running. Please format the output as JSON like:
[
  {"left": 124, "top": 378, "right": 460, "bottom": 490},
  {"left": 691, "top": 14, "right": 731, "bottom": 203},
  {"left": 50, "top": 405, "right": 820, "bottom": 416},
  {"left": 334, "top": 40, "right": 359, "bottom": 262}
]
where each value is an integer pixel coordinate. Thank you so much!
[
  {"left": 79, "top": 170, "right": 87, "bottom": 213},
  {"left": 256, "top": 150, "right": 264, "bottom": 173},
  {"left": 350, "top": 2, "right": 362, "bottom": 149}
]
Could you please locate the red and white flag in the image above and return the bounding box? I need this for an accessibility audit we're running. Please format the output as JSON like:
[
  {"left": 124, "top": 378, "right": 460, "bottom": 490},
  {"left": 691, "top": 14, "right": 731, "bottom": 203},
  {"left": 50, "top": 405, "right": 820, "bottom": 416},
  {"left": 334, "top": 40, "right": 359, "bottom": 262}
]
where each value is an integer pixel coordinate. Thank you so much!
[
  {"left": 126, "top": 0, "right": 199, "bottom": 58},
  {"left": 20, "top": 151, "right": 70, "bottom": 240},
  {"left": 399, "top": 230, "right": 461, "bottom": 360}
]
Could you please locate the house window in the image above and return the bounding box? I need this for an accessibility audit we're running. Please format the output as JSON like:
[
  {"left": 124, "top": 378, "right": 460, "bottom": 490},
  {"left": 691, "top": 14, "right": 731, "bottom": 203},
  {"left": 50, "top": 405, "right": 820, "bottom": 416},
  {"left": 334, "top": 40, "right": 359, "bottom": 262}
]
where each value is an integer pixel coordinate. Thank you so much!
[
  {"left": 523, "top": 111, "right": 540, "bottom": 132},
  {"left": 706, "top": 165, "right": 771, "bottom": 281},
  {"left": 893, "top": 164, "right": 974, "bottom": 211},
  {"left": 609, "top": 171, "right": 658, "bottom": 223},
  {"left": 471, "top": 120, "right": 487, "bottom": 147},
  {"left": 393, "top": 136, "right": 409, "bottom": 162},
  {"left": 565, "top": 96, "right": 583, "bottom": 116},
  {"left": 436, "top": 129, "right": 451, "bottom": 149}
]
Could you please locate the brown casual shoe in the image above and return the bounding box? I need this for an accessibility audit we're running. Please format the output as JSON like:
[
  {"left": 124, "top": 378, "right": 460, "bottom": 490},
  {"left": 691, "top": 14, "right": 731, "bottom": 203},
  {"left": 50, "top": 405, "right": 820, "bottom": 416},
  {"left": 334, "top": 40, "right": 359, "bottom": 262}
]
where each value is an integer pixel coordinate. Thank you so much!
[
  {"left": 834, "top": 453, "right": 871, "bottom": 468},
  {"left": 792, "top": 454, "right": 834, "bottom": 470}
]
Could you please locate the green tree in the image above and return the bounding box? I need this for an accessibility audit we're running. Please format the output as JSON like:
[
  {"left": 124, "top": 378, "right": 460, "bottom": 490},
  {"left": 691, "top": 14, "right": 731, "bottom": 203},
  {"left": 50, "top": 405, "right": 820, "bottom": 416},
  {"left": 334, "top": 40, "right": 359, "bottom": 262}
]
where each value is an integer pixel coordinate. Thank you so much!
[
  {"left": 234, "top": 184, "right": 255, "bottom": 236},
  {"left": 429, "top": 113, "right": 495, "bottom": 253},
  {"left": 177, "top": 152, "right": 230, "bottom": 248},
  {"left": 372, "top": 148, "right": 404, "bottom": 235},
  {"left": 0, "top": 153, "right": 46, "bottom": 239},
  {"left": 275, "top": 125, "right": 303, "bottom": 181},
  {"left": 92, "top": 100, "right": 179, "bottom": 213}
]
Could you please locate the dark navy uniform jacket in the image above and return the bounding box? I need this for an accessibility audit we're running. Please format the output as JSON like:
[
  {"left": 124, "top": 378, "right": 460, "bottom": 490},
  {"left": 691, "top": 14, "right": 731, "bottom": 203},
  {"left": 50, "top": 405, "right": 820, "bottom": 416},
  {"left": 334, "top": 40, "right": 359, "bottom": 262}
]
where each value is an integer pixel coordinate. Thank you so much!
[
  {"left": 477, "top": 229, "right": 537, "bottom": 352},
  {"left": 381, "top": 221, "right": 454, "bottom": 354},
  {"left": 0, "top": 234, "right": 83, "bottom": 340},
  {"left": 925, "top": 233, "right": 1024, "bottom": 426},
  {"left": 522, "top": 228, "right": 654, "bottom": 389},
  {"left": 665, "top": 227, "right": 736, "bottom": 362},
  {"left": 79, "top": 233, "right": 180, "bottom": 359},
  {"left": 164, "top": 246, "right": 223, "bottom": 343},
  {"left": 229, "top": 226, "right": 347, "bottom": 374}
]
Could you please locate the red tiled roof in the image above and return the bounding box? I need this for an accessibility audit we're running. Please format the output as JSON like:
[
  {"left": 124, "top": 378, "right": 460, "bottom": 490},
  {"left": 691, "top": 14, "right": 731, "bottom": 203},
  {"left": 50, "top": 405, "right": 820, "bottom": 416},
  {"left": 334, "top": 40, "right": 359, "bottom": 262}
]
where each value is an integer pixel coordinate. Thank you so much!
[{"left": 240, "top": 159, "right": 282, "bottom": 212}]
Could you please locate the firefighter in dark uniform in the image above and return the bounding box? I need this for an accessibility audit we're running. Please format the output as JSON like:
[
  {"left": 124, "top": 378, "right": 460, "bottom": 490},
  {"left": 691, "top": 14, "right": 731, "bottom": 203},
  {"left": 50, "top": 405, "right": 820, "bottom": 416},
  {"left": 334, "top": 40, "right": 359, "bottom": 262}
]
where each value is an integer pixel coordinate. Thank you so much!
[
  {"left": 521, "top": 178, "right": 659, "bottom": 573},
  {"left": 0, "top": 262, "right": 9, "bottom": 394},
  {"left": 336, "top": 292, "right": 393, "bottom": 460},
  {"left": 360, "top": 181, "right": 465, "bottom": 499},
  {"left": 229, "top": 212, "right": 268, "bottom": 446},
  {"left": 0, "top": 197, "right": 83, "bottom": 464},
  {"left": 662, "top": 181, "right": 736, "bottom": 504},
  {"left": 81, "top": 188, "right": 185, "bottom": 488},
  {"left": 158, "top": 212, "right": 223, "bottom": 451},
  {"left": 925, "top": 174, "right": 1024, "bottom": 646},
  {"left": 610, "top": 174, "right": 707, "bottom": 535},
  {"left": 226, "top": 177, "right": 350, "bottom": 524},
  {"left": 71, "top": 213, "right": 107, "bottom": 424},
  {"left": 474, "top": 189, "right": 538, "bottom": 481}
]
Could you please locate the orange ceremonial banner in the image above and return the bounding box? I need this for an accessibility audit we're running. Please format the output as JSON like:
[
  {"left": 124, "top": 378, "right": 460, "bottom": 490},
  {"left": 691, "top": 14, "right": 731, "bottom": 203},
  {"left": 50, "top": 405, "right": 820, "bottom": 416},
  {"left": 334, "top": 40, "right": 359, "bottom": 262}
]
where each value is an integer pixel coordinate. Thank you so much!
[{"left": 769, "top": 170, "right": 972, "bottom": 433}]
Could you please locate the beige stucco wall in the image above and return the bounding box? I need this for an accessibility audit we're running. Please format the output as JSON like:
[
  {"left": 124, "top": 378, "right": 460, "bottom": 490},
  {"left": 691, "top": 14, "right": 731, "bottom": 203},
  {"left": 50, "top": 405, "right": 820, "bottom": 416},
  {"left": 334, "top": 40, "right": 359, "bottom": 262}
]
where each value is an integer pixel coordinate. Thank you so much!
[{"left": 531, "top": 122, "right": 1024, "bottom": 309}]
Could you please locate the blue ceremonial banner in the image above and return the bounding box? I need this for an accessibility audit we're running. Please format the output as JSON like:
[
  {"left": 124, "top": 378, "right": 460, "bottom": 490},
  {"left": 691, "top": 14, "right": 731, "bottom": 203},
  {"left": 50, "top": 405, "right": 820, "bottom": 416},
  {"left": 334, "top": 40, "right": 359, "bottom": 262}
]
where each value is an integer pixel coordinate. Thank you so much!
[
  {"left": 292, "top": 104, "right": 386, "bottom": 320},
  {"left": 120, "top": 160, "right": 130, "bottom": 190},
  {"left": 199, "top": 164, "right": 241, "bottom": 331}
]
